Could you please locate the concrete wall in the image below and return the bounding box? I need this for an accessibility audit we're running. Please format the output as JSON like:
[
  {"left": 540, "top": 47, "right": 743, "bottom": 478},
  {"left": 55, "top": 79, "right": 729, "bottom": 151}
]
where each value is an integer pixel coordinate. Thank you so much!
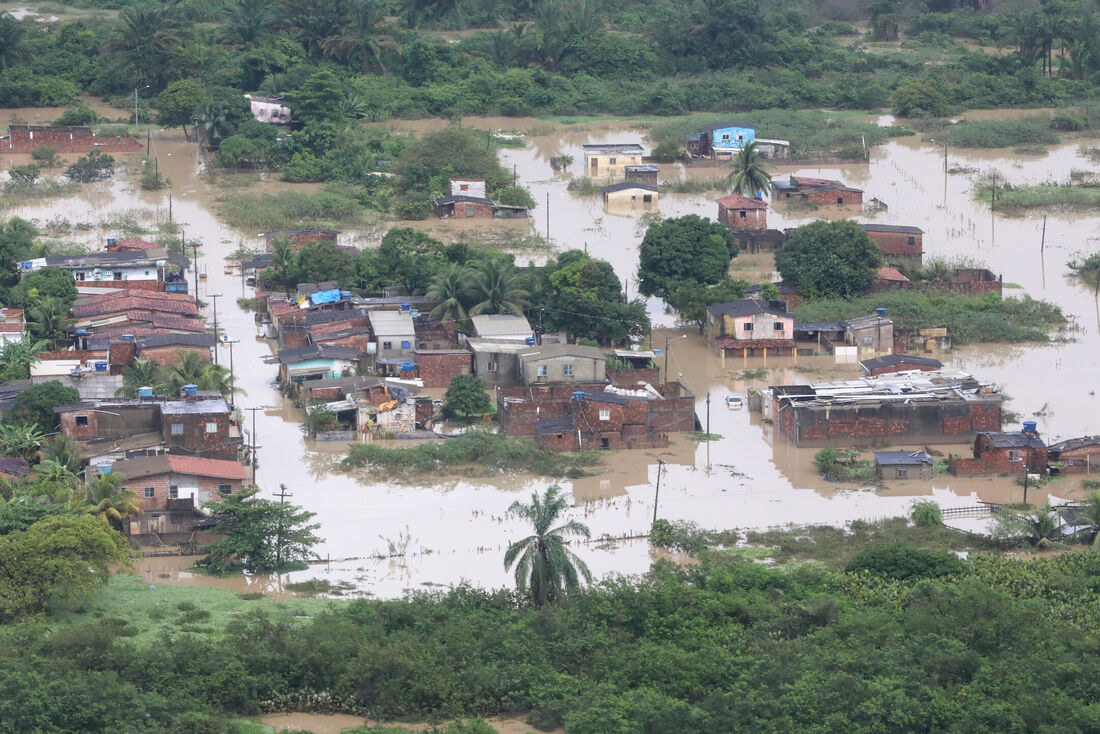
[
  {"left": 37, "top": 373, "right": 124, "bottom": 400},
  {"left": 585, "top": 151, "right": 643, "bottom": 180},
  {"left": 520, "top": 355, "right": 605, "bottom": 385},
  {"left": 161, "top": 412, "right": 239, "bottom": 460},
  {"left": 879, "top": 463, "right": 932, "bottom": 480},
  {"left": 473, "top": 350, "right": 520, "bottom": 386}
]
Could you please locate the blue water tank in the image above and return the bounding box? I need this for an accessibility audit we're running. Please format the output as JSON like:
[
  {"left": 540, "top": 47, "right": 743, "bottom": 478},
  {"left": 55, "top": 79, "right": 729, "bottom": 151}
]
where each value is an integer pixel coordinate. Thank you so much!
[
  {"left": 525, "top": 336, "right": 536, "bottom": 345},
  {"left": 401, "top": 361, "right": 416, "bottom": 372},
  {"left": 94, "top": 360, "right": 108, "bottom": 371},
  {"left": 400, "top": 302, "right": 411, "bottom": 311},
  {"left": 182, "top": 384, "right": 198, "bottom": 396},
  {"left": 138, "top": 386, "right": 154, "bottom": 398},
  {"left": 75, "top": 328, "right": 88, "bottom": 335},
  {"left": 1022, "top": 421, "right": 1038, "bottom": 433},
  {"left": 106, "top": 237, "right": 117, "bottom": 246},
  {"left": 99, "top": 464, "right": 112, "bottom": 474},
  {"left": 410, "top": 309, "right": 419, "bottom": 318},
  {"left": 875, "top": 307, "right": 888, "bottom": 317},
  {"left": 122, "top": 333, "right": 134, "bottom": 342},
  {"left": 572, "top": 391, "right": 585, "bottom": 401}
]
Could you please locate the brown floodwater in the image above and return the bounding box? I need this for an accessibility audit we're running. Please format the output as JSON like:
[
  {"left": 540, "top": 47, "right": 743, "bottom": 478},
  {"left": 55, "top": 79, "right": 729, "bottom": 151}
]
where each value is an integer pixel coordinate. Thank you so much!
[{"left": 7, "top": 112, "right": 1100, "bottom": 597}]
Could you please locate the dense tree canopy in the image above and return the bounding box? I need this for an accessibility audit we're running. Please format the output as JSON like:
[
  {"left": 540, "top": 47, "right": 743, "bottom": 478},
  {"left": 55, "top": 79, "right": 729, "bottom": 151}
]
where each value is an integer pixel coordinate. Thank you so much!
[
  {"left": 6, "top": 381, "right": 80, "bottom": 433},
  {"left": 775, "top": 220, "right": 883, "bottom": 298},
  {"left": 638, "top": 215, "right": 737, "bottom": 300},
  {"left": 198, "top": 486, "right": 322, "bottom": 574}
]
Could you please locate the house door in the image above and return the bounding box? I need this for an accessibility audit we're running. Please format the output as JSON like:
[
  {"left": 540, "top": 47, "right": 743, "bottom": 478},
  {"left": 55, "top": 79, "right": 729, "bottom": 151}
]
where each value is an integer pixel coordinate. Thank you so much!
[{"left": 590, "top": 158, "right": 598, "bottom": 172}]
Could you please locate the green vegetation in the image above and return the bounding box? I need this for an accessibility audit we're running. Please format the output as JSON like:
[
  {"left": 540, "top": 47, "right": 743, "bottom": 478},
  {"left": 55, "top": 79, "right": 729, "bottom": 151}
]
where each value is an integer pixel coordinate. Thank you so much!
[
  {"left": 117, "top": 353, "right": 239, "bottom": 400},
  {"left": 795, "top": 290, "right": 1067, "bottom": 344},
  {"left": 649, "top": 518, "right": 739, "bottom": 553},
  {"left": 638, "top": 214, "right": 737, "bottom": 300},
  {"left": 443, "top": 374, "right": 492, "bottom": 420},
  {"left": 218, "top": 185, "right": 364, "bottom": 231},
  {"left": 928, "top": 117, "right": 1062, "bottom": 148},
  {"left": 504, "top": 486, "right": 592, "bottom": 607},
  {"left": 813, "top": 446, "right": 877, "bottom": 484},
  {"left": 198, "top": 486, "right": 323, "bottom": 575},
  {"left": 776, "top": 220, "right": 883, "bottom": 298},
  {"left": 341, "top": 431, "right": 601, "bottom": 477}
]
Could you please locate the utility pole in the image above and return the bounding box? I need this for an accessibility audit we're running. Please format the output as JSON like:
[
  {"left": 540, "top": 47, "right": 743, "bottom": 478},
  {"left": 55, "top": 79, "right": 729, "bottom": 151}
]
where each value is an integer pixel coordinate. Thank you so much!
[
  {"left": 274, "top": 483, "right": 293, "bottom": 568},
  {"left": 990, "top": 172, "right": 996, "bottom": 249},
  {"left": 652, "top": 459, "right": 665, "bottom": 524},
  {"left": 134, "top": 87, "right": 140, "bottom": 132},
  {"left": 545, "top": 191, "right": 550, "bottom": 241},
  {"left": 208, "top": 293, "right": 222, "bottom": 366},
  {"left": 706, "top": 392, "right": 710, "bottom": 436},
  {"left": 245, "top": 406, "right": 263, "bottom": 483},
  {"left": 223, "top": 336, "right": 239, "bottom": 409},
  {"left": 664, "top": 334, "right": 670, "bottom": 381},
  {"left": 1041, "top": 215, "right": 1047, "bottom": 253}
]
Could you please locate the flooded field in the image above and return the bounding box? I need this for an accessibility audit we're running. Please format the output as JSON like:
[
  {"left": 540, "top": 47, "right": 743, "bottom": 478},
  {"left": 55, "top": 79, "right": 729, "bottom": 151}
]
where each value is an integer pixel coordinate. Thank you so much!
[{"left": 5, "top": 113, "right": 1100, "bottom": 598}]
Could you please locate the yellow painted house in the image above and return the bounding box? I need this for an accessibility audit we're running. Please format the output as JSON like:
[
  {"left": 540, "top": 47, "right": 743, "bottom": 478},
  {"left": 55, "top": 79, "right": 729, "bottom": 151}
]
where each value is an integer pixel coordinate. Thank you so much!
[{"left": 582, "top": 143, "right": 644, "bottom": 180}]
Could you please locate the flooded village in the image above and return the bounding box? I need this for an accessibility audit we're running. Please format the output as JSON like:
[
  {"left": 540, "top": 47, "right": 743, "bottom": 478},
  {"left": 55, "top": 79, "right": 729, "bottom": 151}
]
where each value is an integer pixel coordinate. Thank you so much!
[{"left": 2, "top": 103, "right": 1100, "bottom": 598}]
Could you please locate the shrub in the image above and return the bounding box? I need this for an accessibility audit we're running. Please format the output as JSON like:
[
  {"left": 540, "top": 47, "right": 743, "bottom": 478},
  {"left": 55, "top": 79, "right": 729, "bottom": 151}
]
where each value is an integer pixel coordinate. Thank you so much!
[
  {"left": 65, "top": 150, "right": 115, "bottom": 182},
  {"left": 911, "top": 500, "right": 944, "bottom": 527},
  {"left": 30, "top": 146, "right": 58, "bottom": 166},
  {"left": 846, "top": 543, "right": 964, "bottom": 580},
  {"left": 53, "top": 104, "right": 97, "bottom": 126}
]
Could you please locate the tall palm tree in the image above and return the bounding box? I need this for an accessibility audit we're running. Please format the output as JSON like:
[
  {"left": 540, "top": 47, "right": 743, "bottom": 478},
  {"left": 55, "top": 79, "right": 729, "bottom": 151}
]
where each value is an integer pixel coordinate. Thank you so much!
[
  {"left": 84, "top": 472, "right": 142, "bottom": 533},
  {"left": 725, "top": 141, "right": 771, "bottom": 198},
  {"left": 427, "top": 265, "right": 472, "bottom": 323},
  {"left": 29, "top": 296, "right": 72, "bottom": 345},
  {"left": 995, "top": 503, "right": 1065, "bottom": 547},
  {"left": 468, "top": 255, "right": 530, "bottom": 316},
  {"left": 0, "top": 334, "right": 48, "bottom": 381},
  {"left": 218, "top": 0, "right": 277, "bottom": 45},
  {"left": 40, "top": 435, "right": 82, "bottom": 474},
  {"left": 504, "top": 485, "right": 592, "bottom": 606},
  {"left": 0, "top": 13, "right": 30, "bottom": 71},
  {"left": 198, "top": 362, "right": 243, "bottom": 399},
  {"left": 117, "top": 358, "right": 167, "bottom": 398},
  {"left": 109, "top": 4, "right": 186, "bottom": 85},
  {"left": 320, "top": 0, "right": 398, "bottom": 74},
  {"left": 193, "top": 101, "right": 236, "bottom": 150}
]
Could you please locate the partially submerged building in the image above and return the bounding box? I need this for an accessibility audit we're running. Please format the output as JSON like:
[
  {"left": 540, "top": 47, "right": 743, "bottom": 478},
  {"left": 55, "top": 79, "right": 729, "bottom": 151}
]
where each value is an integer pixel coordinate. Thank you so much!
[
  {"left": 602, "top": 182, "right": 658, "bottom": 210},
  {"left": 874, "top": 450, "right": 935, "bottom": 480},
  {"left": 1045, "top": 436, "right": 1100, "bottom": 476},
  {"left": 582, "top": 143, "right": 644, "bottom": 179},
  {"left": 949, "top": 423, "right": 1048, "bottom": 476},
  {"left": 772, "top": 176, "right": 863, "bottom": 206},
  {"left": 705, "top": 299, "right": 795, "bottom": 358},
  {"left": 716, "top": 193, "right": 767, "bottom": 231},
  {"left": 860, "top": 224, "right": 924, "bottom": 273},
  {"left": 767, "top": 370, "right": 1002, "bottom": 447}
]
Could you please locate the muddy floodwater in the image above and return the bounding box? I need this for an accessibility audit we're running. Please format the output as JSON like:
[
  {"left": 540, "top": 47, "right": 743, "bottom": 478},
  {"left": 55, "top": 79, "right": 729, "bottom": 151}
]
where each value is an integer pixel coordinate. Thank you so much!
[{"left": 6, "top": 113, "right": 1100, "bottom": 598}]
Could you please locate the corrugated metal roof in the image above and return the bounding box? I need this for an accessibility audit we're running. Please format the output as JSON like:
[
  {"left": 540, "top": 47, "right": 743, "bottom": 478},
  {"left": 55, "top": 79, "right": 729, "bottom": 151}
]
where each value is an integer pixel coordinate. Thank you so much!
[
  {"left": 873, "top": 450, "right": 933, "bottom": 466},
  {"left": 470, "top": 314, "right": 532, "bottom": 338},
  {"left": 368, "top": 310, "right": 415, "bottom": 337}
]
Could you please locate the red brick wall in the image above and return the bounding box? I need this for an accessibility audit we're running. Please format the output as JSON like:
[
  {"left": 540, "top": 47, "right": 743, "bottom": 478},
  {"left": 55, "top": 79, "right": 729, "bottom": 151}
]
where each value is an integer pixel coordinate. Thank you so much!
[
  {"left": 138, "top": 345, "right": 210, "bottom": 367},
  {"left": 126, "top": 472, "right": 172, "bottom": 512},
  {"left": 162, "top": 413, "right": 239, "bottom": 460},
  {"left": 537, "top": 430, "right": 579, "bottom": 452},
  {"left": 950, "top": 444, "right": 1049, "bottom": 475},
  {"left": 865, "top": 231, "right": 923, "bottom": 256},
  {"left": 109, "top": 341, "right": 136, "bottom": 374},
  {"left": 780, "top": 400, "right": 1000, "bottom": 447},
  {"left": 719, "top": 205, "right": 767, "bottom": 231},
  {"left": 417, "top": 352, "right": 472, "bottom": 388},
  {"left": 439, "top": 201, "right": 494, "bottom": 218},
  {"left": 310, "top": 317, "right": 370, "bottom": 337},
  {"left": 6, "top": 126, "right": 143, "bottom": 154},
  {"left": 1053, "top": 445, "right": 1100, "bottom": 474},
  {"left": 805, "top": 189, "right": 862, "bottom": 206}
]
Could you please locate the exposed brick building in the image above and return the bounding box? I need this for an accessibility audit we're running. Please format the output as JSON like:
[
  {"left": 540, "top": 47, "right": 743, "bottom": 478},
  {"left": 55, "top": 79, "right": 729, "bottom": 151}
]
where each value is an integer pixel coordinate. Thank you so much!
[
  {"left": 861, "top": 224, "right": 924, "bottom": 273},
  {"left": 415, "top": 349, "right": 472, "bottom": 387},
  {"left": 4, "top": 125, "right": 142, "bottom": 154},
  {"left": 433, "top": 194, "right": 495, "bottom": 218},
  {"left": 768, "top": 370, "right": 1002, "bottom": 448},
  {"left": 134, "top": 333, "right": 215, "bottom": 366},
  {"left": 1047, "top": 436, "right": 1100, "bottom": 475},
  {"left": 772, "top": 175, "right": 863, "bottom": 206},
  {"left": 716, "top": 193, "right": 767, "bottom": 230},
  {"left": 110, "top": 454, "right": 247, "bottom": 535},
  {"left": 949, "top": 428, "right": 1048, "bottom": 476}
]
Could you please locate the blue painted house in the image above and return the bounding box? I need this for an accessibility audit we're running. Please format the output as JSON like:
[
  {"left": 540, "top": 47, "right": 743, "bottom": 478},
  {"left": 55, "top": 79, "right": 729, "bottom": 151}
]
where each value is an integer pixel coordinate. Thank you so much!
[{"left": 686, "top": 121, "right": 756, "bottom": 159}]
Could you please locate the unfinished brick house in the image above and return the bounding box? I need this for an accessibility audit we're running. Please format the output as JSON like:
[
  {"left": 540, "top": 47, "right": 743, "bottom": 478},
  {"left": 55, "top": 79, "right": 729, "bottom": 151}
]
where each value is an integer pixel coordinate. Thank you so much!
[
  {"left": 771, "top": 175, "right": 863, "bottom": 206},
  {"left": 860, "top": 224, "right": 924, "bottom": 273},
  {"left": 716, "top": 193, "right": 767, "bottom": 230},
  {"left": 1047, "top": 436, "right": 1100, "bottom": 475},
  {"left": 949, "top": 424, "right": 1048, "bottom": 476},
  {"left": 4, "top": 125, "right": 142, "bottom": 154},
  {"left": 859, "top": 354, "right": 943, "bottom": 377},
  {"left": 415, "top": 349, "right": 472, "bottom": 387},
  {"left": 767, "top": 370, "right": 1002, "bottom": 448},
  {"left": 497, "top": 383, "right": 696, "bottom": 452}
]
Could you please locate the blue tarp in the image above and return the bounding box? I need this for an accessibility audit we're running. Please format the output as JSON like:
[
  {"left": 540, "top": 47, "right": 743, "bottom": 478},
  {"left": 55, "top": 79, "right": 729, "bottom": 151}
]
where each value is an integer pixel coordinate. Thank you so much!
[{"left": 310, "top": 289, "right": 342, "bottom": 306}]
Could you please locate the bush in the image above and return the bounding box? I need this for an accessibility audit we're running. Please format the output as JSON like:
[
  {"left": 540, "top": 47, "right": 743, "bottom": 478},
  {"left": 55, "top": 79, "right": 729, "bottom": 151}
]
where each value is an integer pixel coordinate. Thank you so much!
[
  {"left": 845, "top": 543, "right": 965, "bottom": 580},
  {"left": 910, "top": 500, "right": 944, "bottom": 527},
  {"left": 53, "top": 104, "right": 97, "bottom": 126},
  {"left": 65, "top": 150, "right": 115, "bottom": 182},
  {"left": 30, "top": 146, "right": 58, "bottom": 166}
]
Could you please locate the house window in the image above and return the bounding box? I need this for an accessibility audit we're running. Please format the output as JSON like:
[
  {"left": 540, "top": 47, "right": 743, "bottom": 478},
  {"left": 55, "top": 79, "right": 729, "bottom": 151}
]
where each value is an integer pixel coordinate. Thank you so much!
[
  {"left": 75, "top": 415, "right": 88, "bottom": 426},
  {"left": 643, "top": 194, "right": 652, "bottom": 203},
  {"left": 170, "top": 423, "right": 184, "bottom": 435},
  {"left": 169, "top": 485, "right": 178, "bottom": 499},
  {"left": 460, "top": 183, "right": 469, "bottom": 191},
  {"left": 1009, "top": 450, "right": 1021, "bottom": 461},
  {"left": 599, "top": 409, "right": 610, "bottom": 421},
  {"left": 400, "top": 340, "right": 411, "bottom": 349},
  {"left": 907, "top": 236, "right": 915, "bottom": 245},
  {"left": 773, "top": 322, "right": 784, "bottom": 331},
  {"left": 721, "top": 133, "right": 731, "bottom": 141},
  {"left": 382, "top": 341, "right": 392, "bottom": 350},
  {"left": 487, "top": 360, "right": 498, "bottom": 372},
  {"left": 465, "top": 206, "right": 475, "bottom": 217},
  {"left": 205, "top": 421, "right": 218, "bottom": 433},
  {"left": 743, "top": 322, "right": 754, "bottom": 332},
  {"left": 739, "top": 210, "right": 747, "bottom": 219},
  {"left": 76, "top": 272, "right": 85, "bottom": 281},
  {"left": 218, "top": 484, "right": 232, "bottom": 495},
  {"left": 113, "top": 271, "right": 123, "bottom": 280},
  {"left": 836, "top": 197, "right": 843, "bottom": 205},
  {"left": 537, "top": 365, "right": 548, "bottom": 377},
  {"left": 609, "top": 157, "right": 617, "bottom": 164},
  {"left": 562, "top": 364, "right": 574, "bottom": 377},
  {"left": 897, "top": 468, "right": 908, "bottom": 479},
  {"left": 144, "top": 487, "right": 155, "bottom": 498}
]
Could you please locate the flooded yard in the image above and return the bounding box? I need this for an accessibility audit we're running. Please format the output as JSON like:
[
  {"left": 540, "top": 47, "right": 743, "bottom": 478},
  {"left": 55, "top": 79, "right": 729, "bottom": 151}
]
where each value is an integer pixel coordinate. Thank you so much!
[{"left": 6, "top": 113, "right": 1100, "bottom": 598}]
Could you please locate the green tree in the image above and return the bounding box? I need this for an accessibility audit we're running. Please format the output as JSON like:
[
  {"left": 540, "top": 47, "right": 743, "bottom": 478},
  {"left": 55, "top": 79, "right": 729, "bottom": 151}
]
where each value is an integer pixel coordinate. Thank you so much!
[
  {"left": 468, "top": 255, "right": 530, "bottom": 316},
  {"left": 116, "top": 358, "right": 167, "bottom": 398},
  {"left": 107, "top": 3, "right": 187, "bottom": 86},
  {"left": 993, "top": 503, "right": 1066, "bottom": 547},
  {"left": 0, "top": 334, "right": 48, "bottom": 381},
  {"left": 845, "top": 544, "right": 964, "bottom": 581},
  {"left": 28, "top": 295, "right": 73, "bottom": 344},
  {"left": 0, "top": 422, "right": 45, "bottom": 461},
  {"left": 198, "top": 486, "right": 322, "bottom": 574},
  {"left": 219, "top": 0, "right": 278, "bottom": 45},
  {"left": 664, "top": 278, "right": 748, "bottom": 331},
  {"left": 392, "top": 126, "right": 512, "bottom": 192},
  {"left": 0, "top": 514, "right": 130, "bottom": 621},
  {"left": 7, "top": 163, "right": 39, "bottom": 187},
  {"left": 638, "top": 214, "right": 736, "bottom": 300},
  {"left": 775, "top": 220, "right": 882, "bottom": 298},
  {"left": 1068, "top": 252, "right": 1100, "bottom": 298},
  {"left": 1069, "top": 491, "right": 1100, "bottom": 547},
  {"left": 7, "top": 267, "right": 77, "bottom": 311},
  {"left": 7, "top": 381, "right": 79, "bottom": 433},
  {"left": 83, "top": 471, "right": 142, "bottom": 533},
  {"left": 39, "top": 435, "right": 81, "bottom": 474},
  {"left": 376, "top": 227, "right": 441, "bottom": 295},
  {"left": 724, "top": 141, "right": 771, "bottom": 197},
  {"left": 542, "top": 251, "right": 649, "bottom": 343},
  {"left": 295, "top": 239, "right": 356, "bottom": 287},
  {"left": 0, "top": 12, "right": 30, "bottom": 71},
  {"left": 443, "top": 374, "right": 491, "bottom": 419},
  {"left": 321, "top": 0, "right": 398, "bottom": 74},
  {"left": 890, "top": 80, "right": 950, "bottom": 118},
  {"left": 427, "top": 265, "right": 472, "bottom": 323},
  {"left": 156, "top": 79, "right": 204, "bottom": 141},
  {"left": 504, "top": 485, "right": 592, "bottom": 607},
  {"left": 65, "top": 150, "right": 115, "bottom": 182},
  {"left": 269, "top": 235, "right": 297, "bottom": 295},
  {"left": 286, "top": 70, "right": 347, "bottom": 124},
  {"left": 0, "top": 217, "right": 36, "bottom": 288},
  {"left": 161, "top": 350, "right": 210, "bottom": 393}
]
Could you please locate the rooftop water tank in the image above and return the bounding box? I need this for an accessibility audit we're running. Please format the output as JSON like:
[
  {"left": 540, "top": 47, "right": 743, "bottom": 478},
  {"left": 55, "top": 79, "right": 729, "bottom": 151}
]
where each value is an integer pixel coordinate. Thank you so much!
[
  {"left": 138, "top": 386, "right": 154, "bottom": 398},
  {"left": 75, "top": 328, "right": 88, "bottom": 335},
  {"left": 93, "top": 360, "right": 108, "bottom": 371},
  {"left": 99, "top": 464, "right": 112, "bottom": 474},
  {"left": 400, "top": 302, "right": 411, "bottom": 311},
  {"left": 401, "top": 361, "right": 416, "bottom": 372},
  {"left": 182, "top": 384, "right": 198, "bottom": 396},
  {"left": 1022, "top": 421, "right": 1038, "bottom": 433},
  {"left": 122, "top": 334, "right": 134, "bottom": 342},
  {"left": 410, "top": 309, "right": 419, "bottom": 318},
  {"left": 875, "top": 307, "right": 888, "bottom": 317},
  {"left": 525, "top": 336, "right": 536, "bottom": 345},
  {"left": 106, "top": 237, "right": 116, "bottom": 246}
]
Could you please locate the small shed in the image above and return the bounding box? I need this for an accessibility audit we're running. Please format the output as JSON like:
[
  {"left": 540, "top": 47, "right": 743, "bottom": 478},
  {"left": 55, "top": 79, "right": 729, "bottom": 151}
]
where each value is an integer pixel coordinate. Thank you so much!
[
  {"left": 874, "top": 450, "right": 934, "bottom": 480},
  {"left": 624, "top": 165, "right": 659, "bottom": 185},
  {"left": 602, "top": 182, "right": 658, "bottom": 208},
  {"left": 433, "top": 195, "right": 495, "bottom": 218},
  {"left": 716, "top": 193, "right": 767, "bottom": 230}
]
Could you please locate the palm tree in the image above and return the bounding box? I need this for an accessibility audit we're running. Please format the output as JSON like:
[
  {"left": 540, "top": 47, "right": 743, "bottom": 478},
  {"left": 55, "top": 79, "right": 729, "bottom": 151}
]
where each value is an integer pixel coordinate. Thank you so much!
[
  {"left": 270, "top": 236, "right": 297, "bottom": 295},
  {"left": 504, "top": 485, "right": 592, "bottom": 606},
  {"left": 193, "top": 101, "right": 235, "bottom": 150},
  {"left": 0, "top": 334, "right": 48, "bottom": 381},
  {"left": 320, "top": 0, "right": 398, "bottom": 74},
  {"left": 468, "top": 255, "right": 530, "bottom": 316},
  {"left": 39, "top": 435, "right": 81, "bottom": 474},
  {"left": 198, "top": 362, "right": 243, "bottom": 399},
  {"left": 427, "top": 265, "right": 472, "bottom": 323},
  {"left": 915, "top": 257, "right": 955, "bottom": 283},
  {"left": 117, "top": 358, "right": 166, "bottom": 398},
  {"left": 84, "top": 471, "right": 142, "bottom": 533},
  {"left": 725, "top": 141, "right": 771, "bottom": 198},
  {"left": 162, "top": 350, "right": 209, "bottom": 392},
  {"left": 0, "top": 422, "right": 45, "bottom": 461},
  {"left": 994, "top": 503, "right": 1066, "bottom": 547},
  {"left": 29, "top": 296, "right": 72, "bottom": 345},
  {"left": 1070, "top": 491, "right": 1100, "bottom": 548},
  {"left": 0, "top": 13, "right": 30, "bottom": 71},
  {"left": 218, "top": 0, "right": 277, "bottom": 45},
  {"left": 109, "top": 4, "right": 186, "bottom": 85}
]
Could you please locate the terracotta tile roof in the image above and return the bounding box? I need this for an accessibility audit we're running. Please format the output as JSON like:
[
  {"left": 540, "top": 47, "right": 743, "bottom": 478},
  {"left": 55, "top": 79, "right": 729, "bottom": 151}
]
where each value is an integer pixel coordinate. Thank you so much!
[
  {"left": 73, "top": 293, "right": 198, "bottom": 317},
  {"left": 115, "top": 239, "right": 159, "bottom": 251},
  {"left": 877, "top": 267, "right": 910, "bottom": 283},
  {"left": 168, "top": 455, "right": 247, "bottom": 480},
  {"left": 715, "top": 193, "right": 767, "bottom": 209}
]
